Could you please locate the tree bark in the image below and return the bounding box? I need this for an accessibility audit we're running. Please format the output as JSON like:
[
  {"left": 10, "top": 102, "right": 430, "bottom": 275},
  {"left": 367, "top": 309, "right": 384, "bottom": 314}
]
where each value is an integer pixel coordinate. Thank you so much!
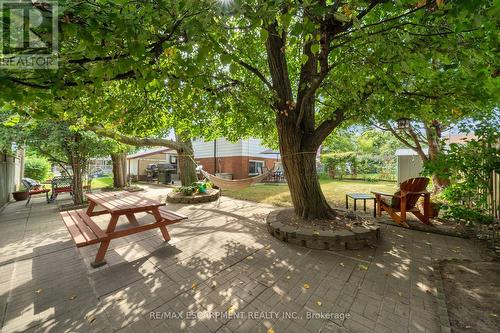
[
  {"left": 278, "top": 119, "right": 334, "bottom": 219},
  {"left": 175, "top": 132, "right": 198, "bottom": 186},
  {"left": 69, "top": 154, "right": 84, "bottom": 205},
  {"left": 111, "top": 152, "right": 127, "bottom": 188}
]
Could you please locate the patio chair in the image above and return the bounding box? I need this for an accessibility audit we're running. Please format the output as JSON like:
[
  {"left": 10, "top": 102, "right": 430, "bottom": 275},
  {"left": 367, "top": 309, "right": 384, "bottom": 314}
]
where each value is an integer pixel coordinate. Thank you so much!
[
  {"left": 22, "top": 178, "right": 50, "bottom": 206},
  {"left": 372, "top": 177, "right": 431, "bottom": 228}
]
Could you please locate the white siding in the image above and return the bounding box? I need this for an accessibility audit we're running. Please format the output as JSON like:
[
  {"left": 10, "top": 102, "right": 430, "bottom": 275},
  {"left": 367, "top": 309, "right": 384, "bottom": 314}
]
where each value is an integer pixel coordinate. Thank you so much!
[
  {"left": 193, "top": 137, "right": 276, "bottom": 158},
  {"left": 242, "top": 138, "right": 276, "bottom": 158},
  {"left": 193, "top": 138, "right": 243, "bottom": 158}
]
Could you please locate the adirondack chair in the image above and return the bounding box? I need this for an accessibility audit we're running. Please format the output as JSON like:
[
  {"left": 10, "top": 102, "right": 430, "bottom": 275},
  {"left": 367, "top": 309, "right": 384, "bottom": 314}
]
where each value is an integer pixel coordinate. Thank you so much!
[{"left": 372, "top": 177, "right": 431, "bottom": 228}]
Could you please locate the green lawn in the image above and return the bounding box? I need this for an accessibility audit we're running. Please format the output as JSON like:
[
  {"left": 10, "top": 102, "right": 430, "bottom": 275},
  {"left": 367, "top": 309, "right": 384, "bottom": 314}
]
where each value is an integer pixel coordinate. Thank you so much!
[
  {"left": 91, "top": 176, "right": 113, "bottom": 189},
  {"left": 222, "top": 179, "right": 397, "bottom": 208}
]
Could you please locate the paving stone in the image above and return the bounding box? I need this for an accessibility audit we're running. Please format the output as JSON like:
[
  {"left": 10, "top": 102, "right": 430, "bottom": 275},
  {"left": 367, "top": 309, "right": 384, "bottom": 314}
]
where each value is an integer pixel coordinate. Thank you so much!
[{"left": 0, "top": 187, "right": 487, "bottom": 333}]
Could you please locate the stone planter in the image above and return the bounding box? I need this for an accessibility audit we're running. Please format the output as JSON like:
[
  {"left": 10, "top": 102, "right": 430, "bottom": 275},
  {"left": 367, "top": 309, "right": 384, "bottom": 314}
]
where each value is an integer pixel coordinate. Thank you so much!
[
  {"left": 167, "top": 189, "right": 220, "bottom": 204},
  {"left": 266, "top": 209, "right": 380, "bottom": 250},
  {"left": 12, "top": 191, "right": 29, "bottom": 201}
]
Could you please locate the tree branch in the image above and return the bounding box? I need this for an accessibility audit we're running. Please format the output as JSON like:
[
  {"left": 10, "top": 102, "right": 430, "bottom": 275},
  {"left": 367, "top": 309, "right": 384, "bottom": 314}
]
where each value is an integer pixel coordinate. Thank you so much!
[{"left": 90, "top": 127, "right": 189, "bottom": 152}]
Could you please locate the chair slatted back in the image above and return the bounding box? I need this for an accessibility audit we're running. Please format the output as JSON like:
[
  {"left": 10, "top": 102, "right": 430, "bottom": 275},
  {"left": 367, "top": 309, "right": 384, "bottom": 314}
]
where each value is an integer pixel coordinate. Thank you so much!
[{"left": 393, "top": 177, "right": 429, "bottom": 210}]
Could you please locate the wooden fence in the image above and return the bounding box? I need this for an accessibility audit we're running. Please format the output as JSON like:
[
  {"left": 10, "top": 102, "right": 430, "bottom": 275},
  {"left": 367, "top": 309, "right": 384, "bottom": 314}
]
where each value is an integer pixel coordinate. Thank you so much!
[{"left": 0, "top": 153, "right": 20, "bottom": 207}]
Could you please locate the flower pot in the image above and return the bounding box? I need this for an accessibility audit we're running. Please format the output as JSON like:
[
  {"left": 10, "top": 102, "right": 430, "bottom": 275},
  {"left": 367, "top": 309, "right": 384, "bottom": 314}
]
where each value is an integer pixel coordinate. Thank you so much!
[{"left": 12, "top": 191, "right": 29, "bottom": 201}]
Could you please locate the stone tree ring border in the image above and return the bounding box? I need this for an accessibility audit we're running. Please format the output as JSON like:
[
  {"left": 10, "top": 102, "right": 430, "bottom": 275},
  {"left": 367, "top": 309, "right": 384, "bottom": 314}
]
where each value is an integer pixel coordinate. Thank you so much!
[{"left": 266, "top": 209, "right": 380, "bottom": 250}]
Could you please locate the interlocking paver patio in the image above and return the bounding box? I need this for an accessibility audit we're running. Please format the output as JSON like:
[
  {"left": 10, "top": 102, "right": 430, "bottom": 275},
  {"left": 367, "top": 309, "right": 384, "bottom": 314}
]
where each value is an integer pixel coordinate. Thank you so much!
[{"left": 0, "top": 185, "right": 484, "bottom": 332}]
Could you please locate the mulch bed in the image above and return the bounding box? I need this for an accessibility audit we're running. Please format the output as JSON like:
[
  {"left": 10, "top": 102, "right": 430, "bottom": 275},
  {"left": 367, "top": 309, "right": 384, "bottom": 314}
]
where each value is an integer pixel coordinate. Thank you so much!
[
  {"left": 276, "top": 208, "right": 376, "bottom": 231},
  {"left": 440, "top": 259, "right": 500, "bottom": 333}
]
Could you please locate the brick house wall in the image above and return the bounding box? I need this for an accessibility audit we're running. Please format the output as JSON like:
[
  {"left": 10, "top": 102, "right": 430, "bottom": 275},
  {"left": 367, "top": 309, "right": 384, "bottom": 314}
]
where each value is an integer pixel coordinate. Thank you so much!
[{"left": 196, "top": 156, "right": 277, "bottom": 180}]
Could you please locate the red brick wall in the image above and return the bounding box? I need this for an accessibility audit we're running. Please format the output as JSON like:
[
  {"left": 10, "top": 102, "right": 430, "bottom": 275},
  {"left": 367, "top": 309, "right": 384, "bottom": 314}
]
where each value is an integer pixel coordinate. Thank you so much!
[{"left": 195, "top": 156, "right": 277, "bottom": 179}]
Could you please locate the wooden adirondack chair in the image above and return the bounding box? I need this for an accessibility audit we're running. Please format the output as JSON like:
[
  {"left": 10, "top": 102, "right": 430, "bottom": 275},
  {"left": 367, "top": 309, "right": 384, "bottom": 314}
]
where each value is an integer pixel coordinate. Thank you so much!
[{"left": 372, "top": 177, "right": 431, "bottom": 228}]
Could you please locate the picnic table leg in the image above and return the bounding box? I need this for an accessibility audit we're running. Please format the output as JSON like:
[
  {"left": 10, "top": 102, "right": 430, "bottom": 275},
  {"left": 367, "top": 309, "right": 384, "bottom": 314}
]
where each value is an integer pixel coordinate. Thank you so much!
[
  {"left": 345, "top": 195, "right": 348, "bottom": 209},
  {"left": 152, "top": 208, "right": 171, "bottom": 241},
  {"left": 125, "top": 213, "right": 138, "bottom": 224},
  {"left": 92, "top": 214, "right": 119, "bottom": 268},
  {"left": 373, "top": 199, "right": 376, "bottom": 217},
  {"left": 354, "top": 199, "right": 357, "bottom": 211},
  {"left": 363, "top": 199, "right": 366, "bottom": 212},
  {"left": 86, "top": 201, "right": 97, "bottom": 216}
]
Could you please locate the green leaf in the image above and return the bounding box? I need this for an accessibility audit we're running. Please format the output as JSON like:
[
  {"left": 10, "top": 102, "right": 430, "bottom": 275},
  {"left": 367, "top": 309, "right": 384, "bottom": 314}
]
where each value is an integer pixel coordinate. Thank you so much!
[
  {"left": 260, "top": 28, "right": 269, "bottom": 41},
  {"left": 311, "top": 44, "right": 320, "bottom": 54},
  {"left": 220, "top": 54, "right": 232, "bottom": 65},
  {"left": 301, "top": 54, "right": 309, "bottom": 64}
]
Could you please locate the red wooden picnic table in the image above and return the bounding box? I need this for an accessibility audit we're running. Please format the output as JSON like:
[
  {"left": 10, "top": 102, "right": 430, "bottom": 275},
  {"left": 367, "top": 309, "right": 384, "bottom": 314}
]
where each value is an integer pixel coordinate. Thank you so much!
[{"left": 61, "top": 191, "right": 186, "bottom": 268}]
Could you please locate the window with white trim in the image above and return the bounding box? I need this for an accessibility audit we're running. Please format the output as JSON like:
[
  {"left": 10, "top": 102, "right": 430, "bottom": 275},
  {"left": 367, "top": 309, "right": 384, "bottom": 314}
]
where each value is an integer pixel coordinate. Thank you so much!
[{"left": 249, "top": 160, "right": 264, "bottom": 175}]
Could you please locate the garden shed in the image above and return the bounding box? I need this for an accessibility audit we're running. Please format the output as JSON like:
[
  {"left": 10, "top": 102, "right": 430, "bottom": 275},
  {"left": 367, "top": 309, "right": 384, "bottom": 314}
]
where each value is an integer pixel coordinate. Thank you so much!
[{"left": 395, "top": 148, "right": 428, "bottom": 185}]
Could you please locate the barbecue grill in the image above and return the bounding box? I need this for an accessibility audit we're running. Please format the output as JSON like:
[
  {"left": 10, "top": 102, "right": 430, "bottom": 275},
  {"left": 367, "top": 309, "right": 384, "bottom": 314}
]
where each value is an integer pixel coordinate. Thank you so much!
[{"left": 157, "top": 163, "right": 177, "bottom": 184}]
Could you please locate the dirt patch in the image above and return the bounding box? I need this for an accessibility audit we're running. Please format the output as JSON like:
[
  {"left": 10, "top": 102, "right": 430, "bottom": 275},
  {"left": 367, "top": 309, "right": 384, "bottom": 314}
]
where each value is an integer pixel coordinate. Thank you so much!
[
  {"left": 440, "top": 260, "right": 500, "bottom": 333},
  {"left": 276, "top": 208, "right": 375, "bottom": 231}
]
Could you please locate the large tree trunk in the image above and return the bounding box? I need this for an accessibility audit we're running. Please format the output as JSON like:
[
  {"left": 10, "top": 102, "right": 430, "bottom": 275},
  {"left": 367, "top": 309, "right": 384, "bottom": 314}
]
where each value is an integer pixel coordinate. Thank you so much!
[
  {"left": 70, "top": 154, "right": 84, "bottom": 205},
  {"left": 111, "top": 152, "right": 127, "bottom": 188},
  {"left": 278, "top": 121, "right": 333, "bottom": 219},
  {"left": 425, "top": 123, "right": 451, "bottom": 193},
  {"left": 175, "top": 133, "right": 197, "bottom": 186}
]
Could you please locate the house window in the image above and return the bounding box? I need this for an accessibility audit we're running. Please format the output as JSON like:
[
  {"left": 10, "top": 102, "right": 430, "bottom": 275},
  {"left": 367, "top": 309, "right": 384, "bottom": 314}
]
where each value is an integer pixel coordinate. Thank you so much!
[
  {"left": 170, "top": 155, "right": 177, "bottom": 164},
  {"left": 249, "top": 160, "right": 264, "bottom": 175}
]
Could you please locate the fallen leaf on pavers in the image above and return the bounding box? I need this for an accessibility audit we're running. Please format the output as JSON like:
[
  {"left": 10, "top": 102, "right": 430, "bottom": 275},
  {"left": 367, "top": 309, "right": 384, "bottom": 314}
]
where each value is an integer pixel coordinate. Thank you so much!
[
  {"left": 68, "top": 295, "right": 77, "bottom": 300},
  {"left": 339, "top": 262, "right": 345, "bottom": 267},
  {"left": 35, "top": 288, "right": 43, "bottom": 294},
  {"left": 227, "top": 305, "right": 237, "bottom": 315},
  {"left": 286, "top": 275, "right": 291, "bottom": 280},
  {"left": 267, "top": 328, "right": 275, "bottom": 333},
  {"left": 397, "top": 292, "right": 403, "bottom": 297},
  {"left": 191, "top": 283, "right": 197, "bottom": 289},
  {"left": 358, "top": 264, "right": 369, "bottom": 271},
  {"left": 356, "top": 255, "right": 362, "bottom": 258},
  {"left": 247, "top": 256, "right": 254, "bottom": 260},
  {"left": 85, "top": 315, "right": 96, "bottom": 324},
  {"left": 265, "top": 245, "right": 271, "bottom": 249},
  {"left": 490, "top": 313, "right": 497, "bottom": 317},
  {"left": 303, "top": 283, "right": 310, "bottom": 289},
  {"left": 211, "top": 281, "right": 217, "bottom": 289},
  {"left": 385, "top": 272, "right": 391, "bottom": 277},
  {"left": 316, "top": 300, "right": 322, "bottom": 306}
]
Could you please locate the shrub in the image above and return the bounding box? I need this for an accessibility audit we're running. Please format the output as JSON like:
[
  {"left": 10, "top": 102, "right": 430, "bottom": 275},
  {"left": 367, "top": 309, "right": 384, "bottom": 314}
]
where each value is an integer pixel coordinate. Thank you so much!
[{"left": 24, "top": 157, "right": 51, "bottom": 182}]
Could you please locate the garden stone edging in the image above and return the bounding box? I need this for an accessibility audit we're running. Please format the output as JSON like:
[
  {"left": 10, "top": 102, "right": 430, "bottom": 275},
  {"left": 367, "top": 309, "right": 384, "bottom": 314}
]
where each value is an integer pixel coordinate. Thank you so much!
[
  {"left": 266, "top": 209, "right": 380, "bottom": 250},
  {"left": 167, "top": 189, "right": 220, "bottom": 204}
]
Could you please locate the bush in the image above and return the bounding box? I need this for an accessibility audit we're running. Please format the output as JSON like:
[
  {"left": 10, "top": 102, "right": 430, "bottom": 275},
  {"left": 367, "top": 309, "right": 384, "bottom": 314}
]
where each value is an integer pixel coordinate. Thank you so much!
[{"left": 24, "top": 157, "right": 51, "bottom": 182}]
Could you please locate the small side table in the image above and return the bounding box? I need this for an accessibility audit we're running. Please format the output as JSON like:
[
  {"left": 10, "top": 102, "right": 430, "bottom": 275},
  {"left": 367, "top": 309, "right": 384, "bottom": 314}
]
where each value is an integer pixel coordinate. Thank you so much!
[{"left": 345, "top": 193, "right": 376, "bottom": 217}]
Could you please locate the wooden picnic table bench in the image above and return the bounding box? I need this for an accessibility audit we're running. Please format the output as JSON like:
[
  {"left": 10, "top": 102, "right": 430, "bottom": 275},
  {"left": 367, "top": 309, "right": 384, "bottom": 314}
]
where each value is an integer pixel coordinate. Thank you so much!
[{"left": 60, "top": 191, "right": 187, "bottom": 268}]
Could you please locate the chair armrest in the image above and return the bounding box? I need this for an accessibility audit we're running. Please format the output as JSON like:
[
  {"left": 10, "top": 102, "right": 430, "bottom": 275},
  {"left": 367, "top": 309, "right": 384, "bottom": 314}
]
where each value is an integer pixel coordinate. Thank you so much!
[
  {"left": 371, "top": 191, "right": 400, "bottom": 198},
  {"left": 404, "top": 191, "right": 430, "bottom": 195}
]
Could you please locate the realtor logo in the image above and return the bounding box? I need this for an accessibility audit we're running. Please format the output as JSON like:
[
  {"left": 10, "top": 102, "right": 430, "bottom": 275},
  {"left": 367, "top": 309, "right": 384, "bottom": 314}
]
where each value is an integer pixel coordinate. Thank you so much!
[{"left": 0, "top": 0, "right": 58, "bottom": 69}]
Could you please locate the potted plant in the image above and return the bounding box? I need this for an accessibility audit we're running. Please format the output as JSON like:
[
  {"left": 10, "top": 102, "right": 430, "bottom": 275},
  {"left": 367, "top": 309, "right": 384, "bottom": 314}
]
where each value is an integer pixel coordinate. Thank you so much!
[{"left": 12, "top": 185, "right": 29, "bottom": 201}]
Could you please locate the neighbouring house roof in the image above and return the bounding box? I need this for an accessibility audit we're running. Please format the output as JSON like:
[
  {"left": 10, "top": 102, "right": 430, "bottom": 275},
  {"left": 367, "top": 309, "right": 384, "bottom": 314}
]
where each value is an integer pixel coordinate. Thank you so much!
[
  {"left": 395, "top": 148, "right": 429, "bottom": 156},
  {"left": 127, "top": 148, "right": 176, "bottom": 159},
  {"left": 259, "top": 149, "right": 281, "bottom": 155}
]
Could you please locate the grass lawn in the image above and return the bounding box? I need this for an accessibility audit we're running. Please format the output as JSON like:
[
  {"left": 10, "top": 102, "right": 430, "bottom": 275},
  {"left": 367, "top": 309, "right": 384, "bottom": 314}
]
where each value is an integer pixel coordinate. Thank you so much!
[
  {"left": 91, "top": 176, "right": 113, "bottom": 189},
  {"left": 222, "top": 178, "right": 398, "bottom": 208}
]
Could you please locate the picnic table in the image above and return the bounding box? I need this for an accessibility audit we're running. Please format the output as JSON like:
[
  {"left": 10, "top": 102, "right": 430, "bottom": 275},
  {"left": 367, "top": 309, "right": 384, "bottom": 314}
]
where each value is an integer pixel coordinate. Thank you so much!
[{"left": 61, "top": 191, "right": 187, "bottom": 268}]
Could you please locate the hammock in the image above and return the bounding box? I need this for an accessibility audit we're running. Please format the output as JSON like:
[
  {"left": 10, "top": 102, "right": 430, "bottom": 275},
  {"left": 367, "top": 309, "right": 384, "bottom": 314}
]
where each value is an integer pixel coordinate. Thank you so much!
[{"left": 200, "top": 168, "right": 271, "bottom": 190}]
